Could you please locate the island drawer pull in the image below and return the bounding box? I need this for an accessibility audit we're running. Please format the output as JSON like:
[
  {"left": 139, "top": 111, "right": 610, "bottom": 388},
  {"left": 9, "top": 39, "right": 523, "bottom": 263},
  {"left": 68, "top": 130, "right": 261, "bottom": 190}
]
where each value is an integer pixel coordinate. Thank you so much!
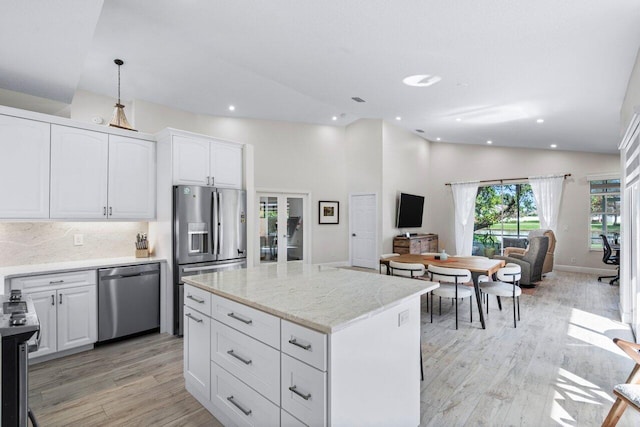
[
  {"left": 187, "top": 295, "right": 205, "bottom": 304},
  {"left": 185, "top": 313, "right": 203, "bottom": 323},
  {"left": 49, "top": 280, "right": 65, "bottom": 284},
  {"left": 227, "top": 349, "right": 252, "bottom": 365},
  {"left": 288, "top": 338, "right": 311, "bottom": 351},
  {"left": 227, "top": 312, "right": 253, "bottom": 325},
  {"left": 227, "top": 395, "right": 252, "bottom": 415},
  {"left": 288, "top": 385, "right": 311, "bottom": 401}
]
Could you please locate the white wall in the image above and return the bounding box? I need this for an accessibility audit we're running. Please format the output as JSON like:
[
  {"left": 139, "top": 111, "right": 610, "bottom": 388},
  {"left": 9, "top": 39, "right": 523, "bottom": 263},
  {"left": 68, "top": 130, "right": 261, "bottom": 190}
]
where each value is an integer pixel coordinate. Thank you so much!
[
  {"left": 426, "top": 142, "right": 620, "bottom": 269},
  {"left": 80, "top": 94, "right": 350, "bottom": 264},
  {"left": 621, "top": 47, "right": 640, "bottom": 130},
  {"left": 345, "top": 119, "right": 384, "bottom": 257},
  {"left": 381, "top": 122, "right": 431, "bottom": 254}
]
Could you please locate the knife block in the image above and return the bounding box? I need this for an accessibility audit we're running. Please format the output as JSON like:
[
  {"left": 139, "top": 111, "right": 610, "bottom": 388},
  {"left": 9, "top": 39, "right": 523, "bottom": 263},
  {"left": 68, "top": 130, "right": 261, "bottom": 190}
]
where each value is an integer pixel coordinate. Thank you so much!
[{"left": 135, "top": 249, "right": 149, "bottom": 258}]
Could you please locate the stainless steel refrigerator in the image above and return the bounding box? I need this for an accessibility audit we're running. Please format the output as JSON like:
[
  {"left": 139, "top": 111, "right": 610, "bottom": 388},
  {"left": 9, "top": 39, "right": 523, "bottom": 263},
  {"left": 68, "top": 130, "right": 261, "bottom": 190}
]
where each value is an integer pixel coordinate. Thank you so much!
[{"left": 173, "top": 185, "right": 247, "bottom": 335}]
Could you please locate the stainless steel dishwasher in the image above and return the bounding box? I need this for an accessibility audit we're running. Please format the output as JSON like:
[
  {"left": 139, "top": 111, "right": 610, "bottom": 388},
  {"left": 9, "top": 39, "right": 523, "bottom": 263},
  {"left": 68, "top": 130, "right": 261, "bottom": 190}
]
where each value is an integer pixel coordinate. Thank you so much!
[{"left": 98, "top": 263, "right": 160, "bottom": 342}]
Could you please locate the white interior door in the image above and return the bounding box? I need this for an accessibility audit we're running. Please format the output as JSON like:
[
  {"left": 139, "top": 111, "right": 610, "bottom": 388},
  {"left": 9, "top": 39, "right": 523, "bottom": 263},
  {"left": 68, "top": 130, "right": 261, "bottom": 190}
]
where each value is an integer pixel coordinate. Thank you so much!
[
  {"left": 257, "top": 192, "right": 308, "bottom": 264},
  {"left": 350, "top": 193, "right": 378, "bottom": 269}
]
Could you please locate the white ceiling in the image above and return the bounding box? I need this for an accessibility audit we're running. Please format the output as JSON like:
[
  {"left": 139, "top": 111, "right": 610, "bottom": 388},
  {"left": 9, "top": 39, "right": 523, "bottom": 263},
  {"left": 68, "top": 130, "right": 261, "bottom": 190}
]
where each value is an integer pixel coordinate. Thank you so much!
[{"left": 3, "top": 0, "right": 640, "bottom": 153}]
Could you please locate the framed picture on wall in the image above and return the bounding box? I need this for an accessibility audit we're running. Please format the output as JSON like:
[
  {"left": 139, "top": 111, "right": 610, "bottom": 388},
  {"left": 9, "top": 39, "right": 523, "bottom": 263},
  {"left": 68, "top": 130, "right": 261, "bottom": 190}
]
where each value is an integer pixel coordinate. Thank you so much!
[{"left": 319, "top": 201, "right": 339, "bottom": 224}]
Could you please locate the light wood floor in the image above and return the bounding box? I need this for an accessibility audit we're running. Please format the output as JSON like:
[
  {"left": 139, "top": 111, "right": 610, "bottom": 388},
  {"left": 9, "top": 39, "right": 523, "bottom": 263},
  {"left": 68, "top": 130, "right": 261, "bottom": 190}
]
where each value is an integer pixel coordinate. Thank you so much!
[{"left": 29, "top": 270, "right": 639, "bottom": 426}]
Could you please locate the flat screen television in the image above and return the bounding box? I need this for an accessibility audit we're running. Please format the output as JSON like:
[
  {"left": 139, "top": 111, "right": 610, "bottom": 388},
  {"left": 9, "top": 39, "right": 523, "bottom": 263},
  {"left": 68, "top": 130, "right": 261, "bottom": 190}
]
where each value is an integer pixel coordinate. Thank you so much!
[{"left": 396, "top": 192, "right": 425, "bottom": 228}]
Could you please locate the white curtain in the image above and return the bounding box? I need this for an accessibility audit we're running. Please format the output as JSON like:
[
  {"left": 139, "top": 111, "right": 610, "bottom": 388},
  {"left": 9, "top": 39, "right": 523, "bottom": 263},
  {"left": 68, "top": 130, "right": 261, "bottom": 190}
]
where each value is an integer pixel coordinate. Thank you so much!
[
  {"left": 529, "top": 175, "right": 565, "bottom": 232},
  {"left": 451, "top": 181, "right": 480, "bottom": 256}
]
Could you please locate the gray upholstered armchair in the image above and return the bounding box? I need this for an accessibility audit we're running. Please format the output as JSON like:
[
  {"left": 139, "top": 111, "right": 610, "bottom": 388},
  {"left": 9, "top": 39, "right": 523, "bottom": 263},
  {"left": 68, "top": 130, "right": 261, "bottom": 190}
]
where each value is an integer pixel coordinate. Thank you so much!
[
  {"left": 493, "top": 236, "right": 549, "bottom": 287},
  {"left": 503, "top": 229, "right": 556, "bottom": 274}
]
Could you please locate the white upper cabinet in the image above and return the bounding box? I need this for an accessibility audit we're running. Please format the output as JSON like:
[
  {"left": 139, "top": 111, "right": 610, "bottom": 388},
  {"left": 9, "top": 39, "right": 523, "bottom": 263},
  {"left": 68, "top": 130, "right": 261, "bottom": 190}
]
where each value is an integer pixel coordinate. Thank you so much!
[
  {"left": 173, "top": 134, "right": 243, "bottom": 189},
  {"left": 211, "top": 142, "right": 243, "bottom": 188},
  {"left": 172, "top": 135, "right": 210, "bottom": 186},
  {"left": 51, "top": 125, "right": 156, "bottom": 220},
  {"left": 0, "top": 115, "right": 50, "bottom": 218},
  {"left": 108, "top": 135, "right": 156, "bottom": 219},
  {"left": 50, "top": 125, "right": 109, "bottom": 219}
]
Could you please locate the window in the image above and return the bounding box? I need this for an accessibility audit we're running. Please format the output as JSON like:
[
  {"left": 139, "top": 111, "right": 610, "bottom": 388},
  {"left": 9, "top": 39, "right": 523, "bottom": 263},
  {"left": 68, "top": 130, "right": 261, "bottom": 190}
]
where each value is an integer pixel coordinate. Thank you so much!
[
  {"left": 473, "top": 183, "right": 538, "bottom": 256},
  {"left": 589, "top": 178, "right": 620, "bottom": 249}
]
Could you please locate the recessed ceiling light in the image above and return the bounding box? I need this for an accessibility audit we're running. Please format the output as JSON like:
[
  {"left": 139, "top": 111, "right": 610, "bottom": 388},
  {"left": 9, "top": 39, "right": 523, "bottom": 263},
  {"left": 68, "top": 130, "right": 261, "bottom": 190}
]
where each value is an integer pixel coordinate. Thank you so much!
[
  {"left": 415, "top": 129, "right": 424, "bottom": 133},
  {"left": 352, "top": 97, "right": 366, "bottom": 103},
  {"left": 332, "top": 116, "right": 338, "bottom": 121},
  {"left": 486, "top": 140, "right": 493, "bottom": 144},
  {"left": 228, "top": 105, "right": 235, "bottom": 111},
  {"left": 456, "top": 118, "right": 462, "bottom": 122},
  {"left": 402, "top": 74, "right": 442, "bottom": 87},
  {"left": 436, "top": 137, "right": 441, "bottom": 141},
  {"left": 550, "top": 144, "right": 557, "bottom": 148},
  {"left": 395, "top": 116, "right": 401, "bottom": 121},
  {"left": 537, "top": 118, "right": 544, "bottom": 123}
]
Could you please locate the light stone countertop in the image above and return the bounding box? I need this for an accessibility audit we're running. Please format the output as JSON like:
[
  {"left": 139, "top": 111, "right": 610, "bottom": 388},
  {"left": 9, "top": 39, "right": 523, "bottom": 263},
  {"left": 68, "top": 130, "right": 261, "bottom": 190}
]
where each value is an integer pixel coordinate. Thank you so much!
[
  {"left": 183, "top": 262, "right": 438, "bottom": 334},
  {"left": 0, "top": 256, "right": 167, "bottom": 292}
]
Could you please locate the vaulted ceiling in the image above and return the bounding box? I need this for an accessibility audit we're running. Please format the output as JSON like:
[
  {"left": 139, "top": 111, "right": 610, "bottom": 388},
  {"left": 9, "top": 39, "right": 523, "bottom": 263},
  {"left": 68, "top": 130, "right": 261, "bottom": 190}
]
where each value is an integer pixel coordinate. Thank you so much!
[{"left": 2, "top": 0, "right": 640, "bottom": 153}]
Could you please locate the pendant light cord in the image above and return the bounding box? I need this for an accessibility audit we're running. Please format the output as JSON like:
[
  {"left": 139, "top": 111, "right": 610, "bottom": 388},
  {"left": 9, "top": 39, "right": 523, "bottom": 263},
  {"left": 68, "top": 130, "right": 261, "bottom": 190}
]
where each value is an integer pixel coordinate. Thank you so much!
[{"left": 117, "top": 62, "right": 121, "bottom": 104}]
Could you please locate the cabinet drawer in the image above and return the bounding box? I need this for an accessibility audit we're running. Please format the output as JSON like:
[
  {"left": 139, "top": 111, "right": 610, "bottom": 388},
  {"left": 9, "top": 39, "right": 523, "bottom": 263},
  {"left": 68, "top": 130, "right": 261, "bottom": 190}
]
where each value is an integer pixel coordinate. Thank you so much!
[
  {"left": 184, "top": 284, "right": 211, "bottom": 316},
  {"left": 281, "top": 409, "right": 307, "bottom": 427},
  {"left": 212, "top": 363, "right": 280, "bottom": 427},
  {"left": 393, "top": 238, "right": 410, "bottom": 248},
  {"left": 211, "top": 294, "right": 280, "bottom": 349},
  {"left": 11, "top": 269, "right": 96, "bottom": 291},
  {"left": 212, "top": 320, "right": 280, "bottom": 404},
  {"left": 281, "top": 320, "right": 327, "bottom": 371},
  {"left": 281, "top": 354, "right": 327, "bottom": 427}
]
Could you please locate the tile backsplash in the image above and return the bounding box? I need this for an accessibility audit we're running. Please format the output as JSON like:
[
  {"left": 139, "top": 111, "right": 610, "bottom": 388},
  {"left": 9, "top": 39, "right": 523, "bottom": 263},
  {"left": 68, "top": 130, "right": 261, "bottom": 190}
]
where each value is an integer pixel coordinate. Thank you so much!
[{"left": 0, "top": 222, "right": 149, "bottom": 267}]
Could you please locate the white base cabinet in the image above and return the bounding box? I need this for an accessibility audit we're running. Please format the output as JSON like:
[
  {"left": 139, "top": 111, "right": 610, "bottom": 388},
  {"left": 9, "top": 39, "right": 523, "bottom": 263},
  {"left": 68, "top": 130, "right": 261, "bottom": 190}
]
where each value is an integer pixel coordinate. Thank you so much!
[
  {"left": 184, "top": 284, "right": 422, "bottom": 426},
  {"left": 11, "top": 270, "right": 97, "bottom": 359}
]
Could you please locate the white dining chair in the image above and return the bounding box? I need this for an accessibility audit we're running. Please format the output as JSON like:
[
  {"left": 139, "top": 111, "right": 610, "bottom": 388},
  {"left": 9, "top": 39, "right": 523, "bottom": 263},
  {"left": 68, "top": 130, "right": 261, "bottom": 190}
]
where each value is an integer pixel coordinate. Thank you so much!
[
  {"left": 478, "top": 263, "right": 522, "bottom": 328},
  {"left": 427, "top": 265, "right": 473, "bottom": 330},
  {"left": 380, "top": 253, "right": 400, "bottom": 274},
  {"left": 388, "top": 261, "right": 425, "bottom": 278}
]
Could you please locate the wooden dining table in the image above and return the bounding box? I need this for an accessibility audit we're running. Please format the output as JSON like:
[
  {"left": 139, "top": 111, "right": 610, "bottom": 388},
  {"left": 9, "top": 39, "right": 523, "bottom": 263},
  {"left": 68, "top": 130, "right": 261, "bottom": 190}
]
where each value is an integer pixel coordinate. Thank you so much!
[{"left": 380, "top": 254, "right": 505, "bottom": 329}]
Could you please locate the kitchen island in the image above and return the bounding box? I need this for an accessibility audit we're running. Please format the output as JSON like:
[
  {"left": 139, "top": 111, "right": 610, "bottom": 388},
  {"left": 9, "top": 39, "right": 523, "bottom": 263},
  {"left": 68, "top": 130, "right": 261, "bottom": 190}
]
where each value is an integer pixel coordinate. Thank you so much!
[{"left": 182, "top": 263, "right": 437, "bottom": 427}]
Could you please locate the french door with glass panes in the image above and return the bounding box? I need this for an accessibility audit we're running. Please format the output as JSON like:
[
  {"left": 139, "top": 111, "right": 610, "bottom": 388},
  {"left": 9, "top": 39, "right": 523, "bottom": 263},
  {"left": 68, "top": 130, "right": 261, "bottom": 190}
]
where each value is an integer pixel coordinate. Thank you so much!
[{"left": 257, "top": 193, "right": 308, "bottom": 264}]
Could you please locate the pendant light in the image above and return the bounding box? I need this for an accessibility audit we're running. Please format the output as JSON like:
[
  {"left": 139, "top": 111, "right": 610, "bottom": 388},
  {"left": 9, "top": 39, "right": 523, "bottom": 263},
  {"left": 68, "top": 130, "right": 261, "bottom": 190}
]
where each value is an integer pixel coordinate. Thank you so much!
[{"left": 108, "top": 58, "right": 137, "bottom": 131}]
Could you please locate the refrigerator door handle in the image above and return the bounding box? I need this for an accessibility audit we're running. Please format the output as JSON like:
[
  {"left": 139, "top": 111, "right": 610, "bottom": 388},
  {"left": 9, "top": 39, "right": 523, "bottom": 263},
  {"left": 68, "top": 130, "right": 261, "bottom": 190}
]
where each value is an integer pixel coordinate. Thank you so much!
[
  {"left": 211, "top": 190, "right": 219, "bottom": 259},
  {"left": 217, "top": 191, "right": 223, "bottom": 257}
]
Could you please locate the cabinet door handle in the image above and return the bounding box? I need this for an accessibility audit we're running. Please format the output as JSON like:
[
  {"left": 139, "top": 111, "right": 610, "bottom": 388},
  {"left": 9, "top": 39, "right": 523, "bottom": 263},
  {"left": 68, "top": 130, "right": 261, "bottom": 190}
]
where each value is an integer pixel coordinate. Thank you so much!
[
  {"left": 211, "top": 176, "right": 215, "bottom": 186},
  {"left": 227, "top": 312, "right": 252, "bottom": 325},
  {"left": 51, "top": 295, "right": 55, "bottom": 306},
  {"left": 186, "top": 295, "right": 205, "bottom": 304},
  {"left": 185, "top": 312, "right": 203, "bottom": 323},
  {"left": 288, "top": 338, "right": 311, "bottom": 351},
  {"left": 206, "top": 176, "right": 210, "bottom": 186},
  {"left": 59, "top": 294, "right": 62, "bottom": 304},
  {"left": 288, "top": 385, "right": 311, "bottom": 401},
  {"left": 49, "top": 280, "right": 64, "bottom": 284},
  {"left": 109, "top": 206, "right": 113, "bottom": 216},
  {"left": 226, "top": 395, "right": 252, "bottom": 416},
  {"left": 226, "top": 349, "right": 252, "bottom": 365},
  {"left": 103, "top": 206, "right": 107, "bottom": 216}
]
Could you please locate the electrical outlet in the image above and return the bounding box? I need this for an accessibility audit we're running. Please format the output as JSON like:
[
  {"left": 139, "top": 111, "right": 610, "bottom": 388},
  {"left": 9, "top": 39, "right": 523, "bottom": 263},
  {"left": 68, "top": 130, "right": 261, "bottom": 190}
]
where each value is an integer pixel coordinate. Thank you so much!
[
  {"left": 398, "top": 309, "right": 410, "bottom": 327},
  {"left": 74, "top": 234, "right": 84, "bottom": 246},
  {"left": 571, "top": 257, "right": 577, "bottom": 264}
]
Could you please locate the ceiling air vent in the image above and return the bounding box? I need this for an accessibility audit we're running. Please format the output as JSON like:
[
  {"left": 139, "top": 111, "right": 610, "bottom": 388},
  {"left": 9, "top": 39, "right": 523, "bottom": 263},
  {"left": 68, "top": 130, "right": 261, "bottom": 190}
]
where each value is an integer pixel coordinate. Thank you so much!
[{"left": 351, "top": 97, "right": 365, "bottom": 103}]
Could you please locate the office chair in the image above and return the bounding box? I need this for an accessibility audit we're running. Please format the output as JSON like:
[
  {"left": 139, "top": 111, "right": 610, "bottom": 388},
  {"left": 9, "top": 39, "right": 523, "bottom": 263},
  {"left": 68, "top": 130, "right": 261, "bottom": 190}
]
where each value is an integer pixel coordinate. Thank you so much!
[{"left": 598, "top": 234, "right": 619, "bottom": 286}]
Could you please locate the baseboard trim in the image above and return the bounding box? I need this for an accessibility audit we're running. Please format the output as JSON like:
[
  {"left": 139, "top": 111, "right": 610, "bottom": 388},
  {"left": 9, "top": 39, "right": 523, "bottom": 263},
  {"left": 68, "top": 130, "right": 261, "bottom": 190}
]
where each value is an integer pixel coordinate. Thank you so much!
[
  {"left": 319, "top": 260, "right": 350, "bottom": 268},
  {"left": 553, "top": 264, "right": 618, "bottom": 275}
]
